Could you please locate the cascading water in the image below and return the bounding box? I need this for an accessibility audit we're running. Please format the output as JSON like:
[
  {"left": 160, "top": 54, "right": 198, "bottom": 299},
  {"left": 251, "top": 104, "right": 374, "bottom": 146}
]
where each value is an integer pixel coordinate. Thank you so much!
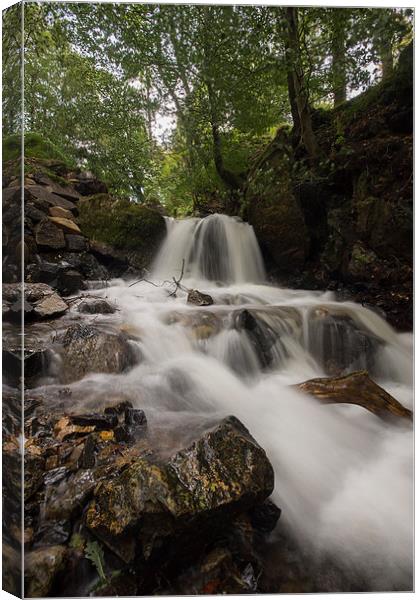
[
  {"left": 41, "top": 213, "right": 413, "bottom": 590},
  {"left": 153, "top": 214, "right": 266, "bottom": 284}
]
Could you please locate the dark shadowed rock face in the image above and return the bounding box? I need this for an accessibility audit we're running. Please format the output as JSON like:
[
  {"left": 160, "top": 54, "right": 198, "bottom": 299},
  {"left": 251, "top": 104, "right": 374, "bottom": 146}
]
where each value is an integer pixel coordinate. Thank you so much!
[
  {"left": 245, "top": 131, "right": 309, "bottom": 273},
  {"left": 59, "top": 323, "right": 137, "bottom": 383},
  {"left": 86, "top": 416, "right": 275, "bottom": 561}
]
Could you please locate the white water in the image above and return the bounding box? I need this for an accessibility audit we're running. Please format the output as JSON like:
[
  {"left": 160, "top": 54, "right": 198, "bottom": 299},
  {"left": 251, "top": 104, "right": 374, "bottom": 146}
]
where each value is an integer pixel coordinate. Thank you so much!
[{"left": 59, "top": 215, "right": 414, "bottom": 589}]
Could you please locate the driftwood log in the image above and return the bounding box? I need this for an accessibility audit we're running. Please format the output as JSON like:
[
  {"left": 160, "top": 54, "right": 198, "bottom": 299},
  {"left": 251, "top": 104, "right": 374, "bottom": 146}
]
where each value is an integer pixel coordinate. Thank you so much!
[{"left": 295, "top": 370, "right": 412, "bottom": 422}]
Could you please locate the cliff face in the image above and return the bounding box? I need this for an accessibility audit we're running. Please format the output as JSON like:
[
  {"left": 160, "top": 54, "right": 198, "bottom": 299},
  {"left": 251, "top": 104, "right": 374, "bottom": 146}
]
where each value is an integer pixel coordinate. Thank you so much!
[{"left": 246, "top": 43, "right": 413, "bottom": 330}]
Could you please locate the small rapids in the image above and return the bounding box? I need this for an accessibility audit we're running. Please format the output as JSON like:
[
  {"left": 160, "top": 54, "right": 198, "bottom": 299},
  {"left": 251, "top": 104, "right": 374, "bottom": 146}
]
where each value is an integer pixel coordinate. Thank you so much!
[{"left": 39, "top": 214, "right": 413, "bottom": 590}]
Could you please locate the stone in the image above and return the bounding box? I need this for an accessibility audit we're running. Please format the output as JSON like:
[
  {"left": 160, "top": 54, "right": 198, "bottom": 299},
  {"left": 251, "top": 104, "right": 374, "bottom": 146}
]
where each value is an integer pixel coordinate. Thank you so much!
[
  {"left": 56, "top": 269, "right": 85, "bottom": 295},
  {"left": 65, "top": 234, "right": 88, "bottom": 252},
  {"left": 187, "top": 289, "right": 214, "bottom": 306},
  {"left": 296, "top": 370, "right": 412, "bottom": 421},
  {"left": 24, "top": 545, "right": 66, "bottom": 597},
  {"left": 70, "top": 413, "right": 118, "bottom": 429},
  {"left": 77, "top": 298, "right": 116, "bottom": 314},
  {"left": 25, "top": 185, "right": 78, "bottom": 213},
  {"left": 48, "top": 205, "right": 75, "bottom": 220},
  {"left": 59, "top": 323, "right": 136, "bottom": 383},
  {"left": 35, "top": 218, "right": 66, "bottom": 249},
  {"left": 86, "top": 416, "right": 274, "bottom": 562},
  {"left": 3, "top": 282, "right": 68, "bottom": 320},
  {"left": 33, "top": 292, "right": 68, "bottom": 319},
  {"left": 25, "top": 203, "right": 46, "bottom": 222},
  {"left": 49, "top": 216, "right": 81, "bottom": 235}
]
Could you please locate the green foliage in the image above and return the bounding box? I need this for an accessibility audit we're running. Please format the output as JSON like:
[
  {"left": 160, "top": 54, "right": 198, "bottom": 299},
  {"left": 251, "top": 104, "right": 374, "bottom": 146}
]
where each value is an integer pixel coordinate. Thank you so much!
[
  {"left": 78, "top": 193, "right": 165, "bottom": 252},
  {"left": 2, "top": 4, "right": 413, "bottom": 207},
  {"left": 85, "top": 541, "right": 107, "bottom": 583},
  {"left": 3, "top": 132, "right": 69, "bottom": 163}
]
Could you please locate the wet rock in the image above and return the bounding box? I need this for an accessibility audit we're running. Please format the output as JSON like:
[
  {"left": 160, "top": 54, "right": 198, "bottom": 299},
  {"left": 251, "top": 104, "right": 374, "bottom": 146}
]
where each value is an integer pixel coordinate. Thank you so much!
[
  {"left": 3, "top": 282, "right": 68, "bottom": 321},
  {"left": 306, "top": 309, "right": 380, "bottom": 375},
  {"left": 77, "top": 298, "right": 116, "bottom": 314},
  {"left": 45, "top": 469, "right": 97, "bottom": 521},
  {"left": 296, "top": 370, "right": 412, "bottom": 421},
  {"left": 187, "top": 289, "right": 214, "bottom": 306},
  {"left": 35, "top": 218, "right": 65, "bottom": 249},
  {"left": 54, "top": 416, "right": 96, "bottom": 442},
  {"left": 86, "top": 416, "right": 274, "bottom": 562},
  {"left": 70, "top": 413, "right": 118, "bottom": 430},
  {"left": 124, "top": 407, "right": 147, "bottom": 429},
  {"left": 24, "top": 545, "right": 66, "bottom": 597},
  {"left": 249, "top": 499, "right": 281, "bottom": 534},
  {"left": 56, "top": 269, "right": 85, "bottom": 295},
  {"left": 65, "top": 234, "right": 88, "bottom": 252},
  {"left": 33, "top": 291, "right": 68, "bottom": 319},
  {"left": 167, "top": 546, "right": 259, "bottom": 595},
  {"left": 59, "top": 323, "right": 136, "bottom": 383},
  {"left": 49, "top": 215, "right": 81, "bottom": 235},
  {"left": 3, "top": 333, "right": 49, "bottom": 386},
  {"left": 34, "top": 520, "right": 71, "bottom": 546}
]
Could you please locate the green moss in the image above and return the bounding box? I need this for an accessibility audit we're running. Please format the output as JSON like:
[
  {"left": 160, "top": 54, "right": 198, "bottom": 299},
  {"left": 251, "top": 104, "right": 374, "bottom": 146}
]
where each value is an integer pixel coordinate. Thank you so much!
[
  {"left": 3, "top": 133, "right": 70, "bottom": 164},
  {"left": 78, "top": 193, "right": 166, "bottom": 256}
]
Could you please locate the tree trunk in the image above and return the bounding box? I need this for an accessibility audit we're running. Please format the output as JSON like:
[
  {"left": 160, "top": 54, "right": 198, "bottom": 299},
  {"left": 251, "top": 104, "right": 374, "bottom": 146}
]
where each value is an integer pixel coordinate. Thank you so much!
[
  {"left": 206, "top": 77, "right": 242, "bottom": 190},
  {"left": 380, "top": 43, "right": 394, "bottom": 80},
  {"left": 284, "top": 8, "right": 321, "bottom": 166},
  {"left": 331, "top": 13, "right": 347, "bottom": 107}
]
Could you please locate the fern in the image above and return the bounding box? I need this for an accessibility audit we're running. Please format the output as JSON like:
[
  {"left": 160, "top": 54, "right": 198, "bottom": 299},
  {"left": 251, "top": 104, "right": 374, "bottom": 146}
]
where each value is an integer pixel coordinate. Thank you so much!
[{"left": 85, "top": 541, "right": 107, "bottom": 583}]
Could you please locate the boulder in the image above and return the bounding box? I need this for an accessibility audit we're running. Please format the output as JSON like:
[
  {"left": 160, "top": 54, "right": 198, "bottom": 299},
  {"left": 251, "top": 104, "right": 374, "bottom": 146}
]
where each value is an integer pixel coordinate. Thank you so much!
[
  {"left": 56, "top": 269, "right": 85, "bottom": 295},
  {"left": 3, "top": 282, "right": 68, "bottom": 321},
  {"left": 86, "top": 416, "right": 274, "bottom": 562},
  {"left": 35, "top": 218, "right": 66, "bottom": 249},
  {"left": 65, "top": 234, "right": 88, "bottom": 252},
  {"left": 49, "top": 216, "right": 81, "bottom": 235},
  {"left": 59, "top": 323, "right": 136, "bottom": 383},
  {"left": 77, "top": 298, "right": 116, "bottom": 314},
  {"left": 24, "top": 545, "right": 66, "bottom": 597},
  {"left": 48, "top": 206, "right": 75, "bottom": 220},
  {"left": 33, "top": 291, "right": 68, "bottom": 319},
  {"left": 296, "top": 370, "right": 412, "bottom": 421},
  {"left": 187, "top": 289, "right": 214, "bottom": 306}
]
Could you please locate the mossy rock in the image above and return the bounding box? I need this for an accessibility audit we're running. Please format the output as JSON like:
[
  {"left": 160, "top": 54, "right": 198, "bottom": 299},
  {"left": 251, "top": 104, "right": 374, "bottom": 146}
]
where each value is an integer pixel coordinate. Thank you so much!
[
  {"left": 3, "top": 133, "right": 69, "bottom": 164},
  {"left": 78, "top": 193, "right": 166, "bottom": 270},
  {"left": 86, "top": 416, "right": 275, "bottom": 563},
  {"left": 245, "top": 130, "right": 309, "bottom": 272}
]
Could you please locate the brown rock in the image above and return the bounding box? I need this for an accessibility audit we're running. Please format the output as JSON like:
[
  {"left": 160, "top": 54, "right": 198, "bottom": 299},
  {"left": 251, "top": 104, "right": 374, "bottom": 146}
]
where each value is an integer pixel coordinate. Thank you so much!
[
  {"left": 48, "top": 206, "right": 75, "bottom": 220},
  {"left": 65, "top": 234, "right": 88, "bottom": 252},
  {"left": 35, "top": 218, "right": 65, "bottom": 249},
  {"left": 296, "top": 370, "right": 412, "bottom": 421},
  {"left": 25, "top": 185, "right": 77, "bottom": 213},
  {"left": 49, "top": 216, "right": 81, "bottom": 234},
  {"left": 24, "top": 545, "right": 66, "bottom": 597}
]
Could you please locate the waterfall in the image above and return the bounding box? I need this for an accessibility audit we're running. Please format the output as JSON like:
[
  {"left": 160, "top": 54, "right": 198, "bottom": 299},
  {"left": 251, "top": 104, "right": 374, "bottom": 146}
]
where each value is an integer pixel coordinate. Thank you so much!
[
  {"left": 152, "top": 214, "right": 266, "bottom": 284},
  {"left": 42, "top": 213, "right": 413, "bottom": 590}
]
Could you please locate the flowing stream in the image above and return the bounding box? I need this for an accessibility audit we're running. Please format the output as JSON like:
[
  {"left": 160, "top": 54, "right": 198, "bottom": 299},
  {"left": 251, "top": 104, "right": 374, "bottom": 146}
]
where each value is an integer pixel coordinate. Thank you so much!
[{"left": 45, "top": 214, "right": 413, "bottom": 590}]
